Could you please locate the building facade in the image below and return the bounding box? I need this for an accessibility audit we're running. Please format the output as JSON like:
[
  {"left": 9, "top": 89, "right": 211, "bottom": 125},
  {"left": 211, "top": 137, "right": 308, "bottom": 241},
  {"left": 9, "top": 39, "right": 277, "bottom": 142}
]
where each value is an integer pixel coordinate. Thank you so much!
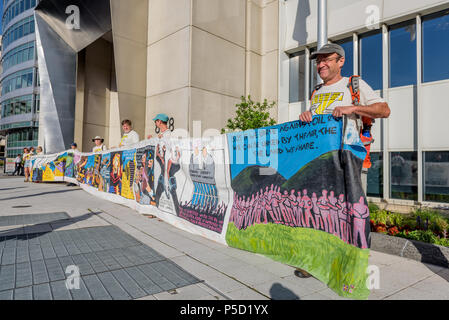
[
  {"left": 0, "top": 0, "right": 40, "bottom": 158},
  {"left": 32, "top": 0, "right": 279, "bottom": 155},
  {"left": 5, "top": 0, "right": 448, "bottom": 206},
  {"left": 280, "top": 0, "right": 449, "bottom": 205}
]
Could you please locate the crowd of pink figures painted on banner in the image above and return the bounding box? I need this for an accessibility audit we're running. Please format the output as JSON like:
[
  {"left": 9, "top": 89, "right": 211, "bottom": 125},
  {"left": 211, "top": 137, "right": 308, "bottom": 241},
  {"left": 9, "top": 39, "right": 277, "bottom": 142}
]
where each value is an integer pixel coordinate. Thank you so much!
[{"left": 229, "top": 185, "right": 370, "bottom": 249}]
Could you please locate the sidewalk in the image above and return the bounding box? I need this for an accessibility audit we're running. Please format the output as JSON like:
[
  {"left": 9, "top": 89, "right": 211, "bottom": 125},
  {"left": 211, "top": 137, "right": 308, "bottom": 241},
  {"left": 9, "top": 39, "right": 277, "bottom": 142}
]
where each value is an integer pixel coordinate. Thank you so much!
[{"left": 0, "top": 177, "right": 448, "bottom": 300}]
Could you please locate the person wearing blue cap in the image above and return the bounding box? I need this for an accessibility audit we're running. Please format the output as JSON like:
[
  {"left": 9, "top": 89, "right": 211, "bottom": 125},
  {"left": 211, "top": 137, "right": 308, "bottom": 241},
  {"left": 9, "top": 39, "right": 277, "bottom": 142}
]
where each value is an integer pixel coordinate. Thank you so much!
[{"left": 147, "top": 113, "right": 171, "bottom": 140}]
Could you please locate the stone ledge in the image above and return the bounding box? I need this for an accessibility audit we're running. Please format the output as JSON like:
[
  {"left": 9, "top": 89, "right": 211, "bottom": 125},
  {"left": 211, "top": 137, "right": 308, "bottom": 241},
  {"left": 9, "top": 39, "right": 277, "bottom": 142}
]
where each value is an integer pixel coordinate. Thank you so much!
[{"left": 371, "top": 232, "right": 449, "bottom": 269}]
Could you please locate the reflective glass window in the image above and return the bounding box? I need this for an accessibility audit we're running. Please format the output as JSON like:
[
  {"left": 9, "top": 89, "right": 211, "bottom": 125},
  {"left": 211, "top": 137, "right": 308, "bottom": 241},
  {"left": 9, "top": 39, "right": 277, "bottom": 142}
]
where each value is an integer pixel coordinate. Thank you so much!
[
  {"left": 367, "top": 152, "right": 383, "bottom": 198},
  {"left": 360, "top": 30, "right": 383, "bottom": 91},
  {"left": 390, "top": 152, "right": 418, "bottom": 200},
  {"left": 289, "top": 51, "right": 305, "bottom": 103},
  {"left": 424, "top": 151, "right": 449, "bottom": 203},
  {"left": 422, "top": 10, "right": 449, "bottom": 83},
  {"left": 335, "top": 38, "right": 354, "bottom": 78}
]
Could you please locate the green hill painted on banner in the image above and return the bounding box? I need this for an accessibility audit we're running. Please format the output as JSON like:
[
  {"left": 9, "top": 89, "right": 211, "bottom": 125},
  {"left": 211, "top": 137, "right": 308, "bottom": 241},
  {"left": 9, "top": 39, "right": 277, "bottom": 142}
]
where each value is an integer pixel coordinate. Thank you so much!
[
  {"left": 281, "top": 150, "right": 342, "bottom": 193},
  {"left": 231, "top": 165, "right": 287, "bottom": 197},
  {"left": 232, "top": 150, "right": 343, "bottom": 197}
]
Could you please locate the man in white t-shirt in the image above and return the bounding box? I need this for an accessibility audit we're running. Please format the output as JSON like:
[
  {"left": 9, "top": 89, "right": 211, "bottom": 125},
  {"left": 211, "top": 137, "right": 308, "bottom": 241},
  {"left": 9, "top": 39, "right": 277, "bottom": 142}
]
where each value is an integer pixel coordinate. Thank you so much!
[
  {"left": 297, "top": 43, "right": 390, "bottom": 279},
  {"left": 300, "top": 43, "right": 390, "bottom": 130},
  {"left": 119, "top": 119, "right": 140, "bottom": 147}
]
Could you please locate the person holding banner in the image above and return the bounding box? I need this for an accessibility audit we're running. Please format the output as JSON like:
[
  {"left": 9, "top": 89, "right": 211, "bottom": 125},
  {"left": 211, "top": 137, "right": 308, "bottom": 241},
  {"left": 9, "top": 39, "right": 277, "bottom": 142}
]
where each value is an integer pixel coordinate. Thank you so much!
[
  {"left": 23, "top": 148, "right": 32, "bottom": 182},
  {"left": 92, "top": 136, "right": 107, "bottom": 153},
  {"left": 297, "top": 43, "right": 390, "bottom": 279},
  {"left": 299, "top": 43, "right": 390, "bottom": 193},
  {"left": 119, "top": 120, "right": 140, "bottom": 147},
  {"left": 147, "top": 113, "right": 171, "bottom": 140}
]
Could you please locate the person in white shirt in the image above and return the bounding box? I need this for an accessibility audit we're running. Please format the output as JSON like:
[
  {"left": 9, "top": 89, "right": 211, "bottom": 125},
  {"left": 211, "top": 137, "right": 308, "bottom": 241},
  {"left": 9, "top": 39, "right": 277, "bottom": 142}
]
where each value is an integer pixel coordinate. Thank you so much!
[
  {"left": 297, "top": 43, "right": 390, "bottom": 279},
  {"left": 147, "top": 113, "right": 171, "bottom": 140},
  {"left": 119, "top": 119, "right": 140, "bottom": 147},
  {"left": 92, "top": 136, "right": 107, "bottom": 153},
  {"left": 13, "top": 154, "right": 22, "bottom": 176}
]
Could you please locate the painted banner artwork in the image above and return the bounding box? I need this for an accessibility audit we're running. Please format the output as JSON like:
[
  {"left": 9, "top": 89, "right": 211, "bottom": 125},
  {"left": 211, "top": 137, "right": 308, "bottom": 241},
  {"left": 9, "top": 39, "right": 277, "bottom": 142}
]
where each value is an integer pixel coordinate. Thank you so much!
[
  {"left": 226, "top": 115, "right": 370, "bottom": 299},
  {"left": 177, "top": 137, "right": 231, "bottom": 234},
  {"left": 134, "top": 146, "right": 156, "bottom": 205},
  {"left": 30, "top": 115, "right": 371, "bottom": 299},
  {"left": 121, "top": 149, "right": 136, "bottom": 200}
]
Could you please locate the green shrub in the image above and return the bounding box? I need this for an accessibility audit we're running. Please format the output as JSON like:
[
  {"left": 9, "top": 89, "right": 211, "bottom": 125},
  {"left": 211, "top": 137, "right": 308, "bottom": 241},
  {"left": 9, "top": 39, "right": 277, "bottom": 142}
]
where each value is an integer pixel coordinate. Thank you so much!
[
  {"left": 221, "top": 95, "right": 277, "bottom": 134},
  {"left": 370, "top": 210, "right": 405, "bottom": 228},
  {"left": 368, "top": 202, "right": 380, "bottom": 213}
]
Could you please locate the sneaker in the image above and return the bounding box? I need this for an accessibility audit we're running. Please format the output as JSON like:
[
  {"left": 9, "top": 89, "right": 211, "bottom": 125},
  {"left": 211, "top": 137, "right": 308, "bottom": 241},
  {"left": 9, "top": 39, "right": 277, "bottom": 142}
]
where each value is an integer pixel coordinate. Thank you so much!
[{"left": 294, "top": 268, "right": 312, "bottom": 278}]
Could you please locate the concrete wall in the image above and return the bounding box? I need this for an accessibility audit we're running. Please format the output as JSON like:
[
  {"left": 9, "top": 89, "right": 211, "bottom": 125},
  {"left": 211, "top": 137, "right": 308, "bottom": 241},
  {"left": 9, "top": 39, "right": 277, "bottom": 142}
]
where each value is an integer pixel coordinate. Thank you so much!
[
  {"left": 111, "top": 0, "right": 148, "bottom": 142},
  {"left": 145, "top": 0, "right": 280, "bottom": 137}
]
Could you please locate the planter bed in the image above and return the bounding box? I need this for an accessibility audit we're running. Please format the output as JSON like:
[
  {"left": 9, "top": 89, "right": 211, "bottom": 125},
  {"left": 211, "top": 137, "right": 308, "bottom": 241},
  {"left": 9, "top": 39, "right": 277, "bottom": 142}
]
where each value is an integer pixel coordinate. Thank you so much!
[{"left": 370, "top": 232, "right": 449, "bottom": 268}]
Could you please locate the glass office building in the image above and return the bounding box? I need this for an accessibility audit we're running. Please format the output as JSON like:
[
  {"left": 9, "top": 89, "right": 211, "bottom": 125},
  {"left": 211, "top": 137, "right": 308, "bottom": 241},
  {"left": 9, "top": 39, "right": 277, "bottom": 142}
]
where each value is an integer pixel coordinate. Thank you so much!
[{"left": 0, "top": 0, "right": 40, "bottom": 158}]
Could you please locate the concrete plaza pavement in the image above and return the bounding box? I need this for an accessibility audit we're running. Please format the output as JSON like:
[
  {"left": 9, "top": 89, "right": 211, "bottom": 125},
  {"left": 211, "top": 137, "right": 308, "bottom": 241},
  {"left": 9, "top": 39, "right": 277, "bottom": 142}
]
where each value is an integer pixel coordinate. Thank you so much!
[{"left": 0, "top": 176, "right": 448, "bottom": 300}]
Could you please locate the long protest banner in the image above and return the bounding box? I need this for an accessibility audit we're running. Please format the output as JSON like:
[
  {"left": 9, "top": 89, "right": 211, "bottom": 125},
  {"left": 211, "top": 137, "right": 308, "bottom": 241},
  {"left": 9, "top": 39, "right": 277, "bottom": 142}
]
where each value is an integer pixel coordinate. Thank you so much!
[{"left": 31, "top": 115, "right": 371, "bottom": 299}]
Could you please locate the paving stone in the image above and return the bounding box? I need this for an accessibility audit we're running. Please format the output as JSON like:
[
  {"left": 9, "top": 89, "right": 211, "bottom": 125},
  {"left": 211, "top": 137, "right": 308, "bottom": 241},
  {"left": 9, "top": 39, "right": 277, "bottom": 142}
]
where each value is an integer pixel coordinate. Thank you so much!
[
  {"left": 138, "top": 264, "right": 177, "bottom": 292},
  {"left": 162, "top": 261, "right": 200, "bottom": 285},
  {"left": 50, "top": 280, "right": 73, "bottom": 300},
  {"left": 29, "top": 244, "right": 44, "bottom": 262},
  {"left": 111, "top": 269, "right": 147, "bottom": 299},
  {"left": 33, "top": 283, "right": 53, "bottom": 300},
  {"left": 97, "top": 272, "right": 131, "bottom": 300},
  {"left": 95, "top": 250, "right": 122, "bottom": 271},
  {"left": 14, "top": 286, "right": 33, "bottom": 300},
  {"left": 15, "top": 246, "right": 30, "bottom": 264},
  {"left": 3, "top": 236, "right": 17, "bottom": 248},
  {"left": 82, "top": 275, "right": 112, "bottom": 300},
  {"left": 82, "top": 252, "right": 109, "bottom": 273},
  {"left": 31, "top": 260, "right": 49, "bottom": 285},
  {"left": 71, "top": 254, "right": 95, "bottom": 276},
  {"left": 125, "top": 266, "right": 163, "bottom": 295},
  {"left": 45, "top": 258, "right": 66, "bottom": 282},
  {"left": 119, "top": 248, "right": 146, "bottom": 266},
  {"left": 58, "top": 256, "right": 75, "bottom": 275},
  {"left": 69, "top": 278, "right": 92, "bottom": 300},
  {"left": 0, "top": 290, "right": 13, "bottom": 300},
  {"left": 15, "top": 262, "right": 33, "bottom": 288},
  {"left": 1, "top": 247, "right": 16, "bottom": 265},
  {"left": 151, "top": 261, "right": 193, "bottom": 288},
  {"left": 0, "top": 265, "right": 16, "bottom": 291}
]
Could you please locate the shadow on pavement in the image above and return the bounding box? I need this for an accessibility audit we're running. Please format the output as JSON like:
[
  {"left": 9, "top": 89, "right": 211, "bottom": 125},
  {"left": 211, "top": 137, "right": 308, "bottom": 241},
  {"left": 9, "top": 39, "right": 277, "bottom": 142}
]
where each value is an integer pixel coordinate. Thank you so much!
[
  {"left": 410, "top": 241, "right": 449, "bottom": 282},
  {"left": 269, "top": 283, "right": 300, "bottom": 300},
  {"left": 0, "top": 211, "right": 103, "bottom": 238},
  {"left": 0, "top": 189, "right": 80, "bottom": 202},
  {"left": 0, "top": 187, "right": 28, "bottom": 192}
]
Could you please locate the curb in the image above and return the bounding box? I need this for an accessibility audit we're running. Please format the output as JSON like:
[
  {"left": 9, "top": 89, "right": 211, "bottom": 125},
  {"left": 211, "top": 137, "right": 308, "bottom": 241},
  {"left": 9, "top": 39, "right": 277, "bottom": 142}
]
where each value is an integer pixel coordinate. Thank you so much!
[{"left": 371, "top": 232, "right": 449, "bottom": 269}]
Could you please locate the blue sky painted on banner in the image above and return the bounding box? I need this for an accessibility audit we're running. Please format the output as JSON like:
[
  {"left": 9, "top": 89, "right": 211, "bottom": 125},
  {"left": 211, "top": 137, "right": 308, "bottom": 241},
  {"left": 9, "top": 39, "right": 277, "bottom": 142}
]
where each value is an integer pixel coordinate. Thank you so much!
[{"left": 227, "top": 116, "right": 344, "bottom": 180}]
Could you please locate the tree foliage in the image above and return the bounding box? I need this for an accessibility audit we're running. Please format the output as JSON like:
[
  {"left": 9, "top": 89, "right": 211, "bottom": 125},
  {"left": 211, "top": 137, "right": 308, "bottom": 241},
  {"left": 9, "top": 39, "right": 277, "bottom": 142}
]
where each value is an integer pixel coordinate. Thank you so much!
[{"left": 222, "top": 96, "right": 277, "bottom": 134}]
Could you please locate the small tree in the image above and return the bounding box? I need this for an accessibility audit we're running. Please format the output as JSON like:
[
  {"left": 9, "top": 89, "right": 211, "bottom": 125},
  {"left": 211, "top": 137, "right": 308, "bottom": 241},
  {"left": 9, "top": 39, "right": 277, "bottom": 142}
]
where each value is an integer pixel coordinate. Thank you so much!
[{"left": 222, "top": 96, "right": 277, "bottom": 134}]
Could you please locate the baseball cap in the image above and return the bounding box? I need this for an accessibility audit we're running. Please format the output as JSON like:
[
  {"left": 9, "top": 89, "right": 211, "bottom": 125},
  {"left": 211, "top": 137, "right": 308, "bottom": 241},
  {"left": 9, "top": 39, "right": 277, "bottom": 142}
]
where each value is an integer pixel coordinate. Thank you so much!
[
  {"left": 71, "top": 142, "right": 77, "bottom": 148},
  {"left": 310, "top": 43, "right": 345, "bottom": 60},
  {"left": 153, "top": 113, "right": 169, "bottom": 122}
]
